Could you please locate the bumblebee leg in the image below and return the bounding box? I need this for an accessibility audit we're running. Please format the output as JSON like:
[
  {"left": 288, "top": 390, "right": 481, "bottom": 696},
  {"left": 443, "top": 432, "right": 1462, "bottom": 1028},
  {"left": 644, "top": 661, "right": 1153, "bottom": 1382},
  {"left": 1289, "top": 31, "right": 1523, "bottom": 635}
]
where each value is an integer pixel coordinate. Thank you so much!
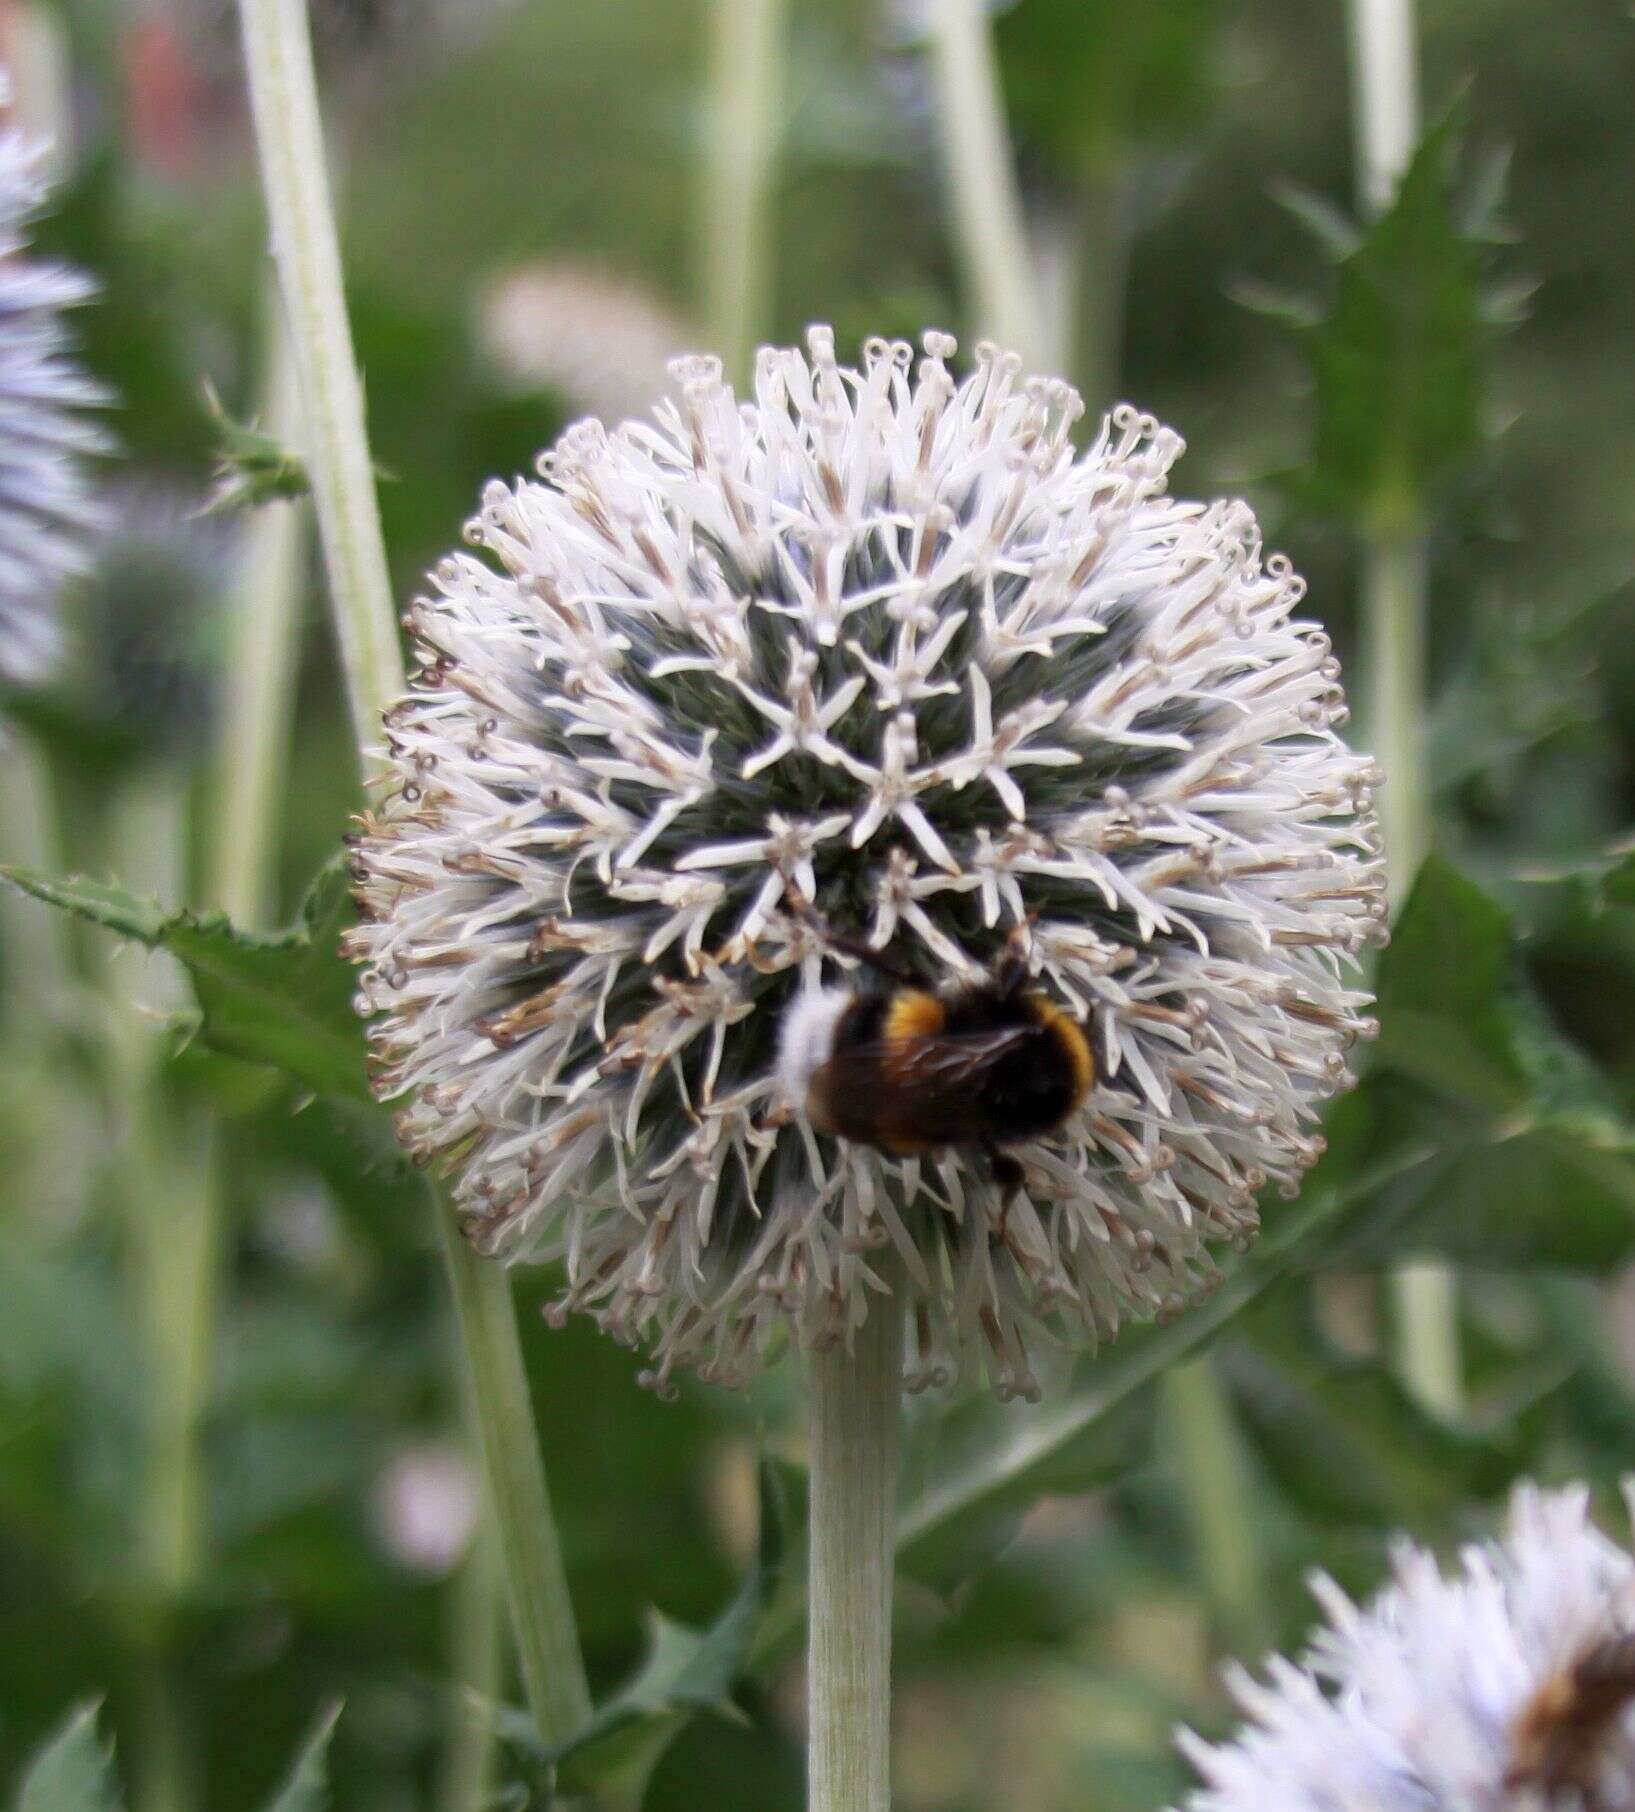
[
  {"left": 787, "top": 892, "right": 920, "bottom": 984},
  {"left": 987, "top": 1148, "right": 1025, "bottom": 1243},
  {"left": 990, "top": 916, "right": 1038, "bottom": 997}
]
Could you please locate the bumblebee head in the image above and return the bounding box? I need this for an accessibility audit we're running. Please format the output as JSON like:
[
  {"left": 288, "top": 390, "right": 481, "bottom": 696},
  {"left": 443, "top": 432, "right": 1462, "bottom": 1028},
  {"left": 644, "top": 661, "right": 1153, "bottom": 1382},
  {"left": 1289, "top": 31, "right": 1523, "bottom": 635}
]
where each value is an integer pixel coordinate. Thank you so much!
[{"left": 775, "top": 985, "right": 853, "bottom": 1111}]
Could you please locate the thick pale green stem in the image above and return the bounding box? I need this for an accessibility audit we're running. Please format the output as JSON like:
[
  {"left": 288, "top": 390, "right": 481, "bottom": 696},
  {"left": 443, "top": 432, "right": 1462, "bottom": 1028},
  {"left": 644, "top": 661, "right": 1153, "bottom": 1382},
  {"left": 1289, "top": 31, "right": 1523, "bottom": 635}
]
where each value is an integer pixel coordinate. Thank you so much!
[
  {"left": 437, "top": 1212, "right": 592, "bottom": 1744},
  {"left": 699, "top": 0, "right": 787, "bottom": 383},
  {"left": 235, "top": 0, "right": 403, "bottom": 743},
  {"left": 1161, "top": 1359, "right": 1267, "bottom": 1650},
  {"left": 927, "top": 0, "right": 1043, "bottom": 366},
  {"left": 210, "top": 298, "right": 306, "bottom": 927},
  {"left": 233, "top": 0, "right": 593, "bottom": 1752},
  {"left": 807, "top": 1300, "right": 903, "bottom": 1812}
]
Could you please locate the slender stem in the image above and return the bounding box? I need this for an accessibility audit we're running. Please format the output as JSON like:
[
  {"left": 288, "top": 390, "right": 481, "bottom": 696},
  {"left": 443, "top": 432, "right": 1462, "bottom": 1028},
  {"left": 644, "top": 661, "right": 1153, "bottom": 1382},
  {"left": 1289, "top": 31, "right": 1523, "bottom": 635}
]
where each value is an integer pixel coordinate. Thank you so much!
[
  {"left": 807, "top": 1297, "right": 903, "bottom": 1812},
  {"left": 1362, "top": 530, "right": 1429, "bottom": 905},
  {"left": 927, "top": 0, "right": 1044, "bottom": 366},
  {"left": 699, "top": 0, "right": 787, "bottom": 384},
  {"left": 235, "top": 0, "right": 404, "bottom": 743},
  {"left": 436, "top": 1209, "right": 593, "bottom": 1745},
  {"left": 210, "top": 295, "right": 306, "bottom": 927},
  {"left": 1161, "top": 1359, "right": 1267, "bottom": 1651},
  {"left": 233, "top": 0, "right": 595, "bottom": 1753},
  {"left": 105, "top": 768, "right": 208, "bottom": 1812},
  {"left": 1345, "top": 0, "right": 1461, "bottom": 1419},
  {"left": 1346, "top": 0, "right": 1419, "bottom": 213},
  {"left": 0, "top": 735, "right": 74, "bottom": 1022},
  {"left": 441, "top": 1519, "right": 504, "bottom": 1812}
]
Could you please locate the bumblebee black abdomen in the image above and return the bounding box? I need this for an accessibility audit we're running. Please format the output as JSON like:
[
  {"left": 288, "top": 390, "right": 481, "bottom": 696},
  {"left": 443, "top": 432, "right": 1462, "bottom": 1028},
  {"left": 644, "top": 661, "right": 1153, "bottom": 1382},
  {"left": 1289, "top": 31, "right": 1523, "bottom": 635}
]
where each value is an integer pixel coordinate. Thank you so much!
[{"left": 810, "top": 982, "right": 1092, "bottom": 1158}]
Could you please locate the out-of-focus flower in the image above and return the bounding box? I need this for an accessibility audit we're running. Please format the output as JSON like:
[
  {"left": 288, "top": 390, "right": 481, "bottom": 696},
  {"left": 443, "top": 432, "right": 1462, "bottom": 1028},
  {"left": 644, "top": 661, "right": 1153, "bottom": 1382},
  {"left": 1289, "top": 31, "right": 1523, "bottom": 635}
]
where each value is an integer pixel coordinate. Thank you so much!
[
  {"left": 347, "top": 327, "right": 1383, "bottom": 1396},
  {"left": 1177, "top": 1483, "right": 1635, "bottom": 1812},
  {"left": 72, "top": 482, "right": 231, "bottom": 760},
  {"left": 475, "top": 263, "right": 694, "bottom": 427},
  {"left": 371, "top": 1440, "right": 481, "bottom": 1577},
  {"left": 0, "top": 111, "right": 104, "bottom": 691}
]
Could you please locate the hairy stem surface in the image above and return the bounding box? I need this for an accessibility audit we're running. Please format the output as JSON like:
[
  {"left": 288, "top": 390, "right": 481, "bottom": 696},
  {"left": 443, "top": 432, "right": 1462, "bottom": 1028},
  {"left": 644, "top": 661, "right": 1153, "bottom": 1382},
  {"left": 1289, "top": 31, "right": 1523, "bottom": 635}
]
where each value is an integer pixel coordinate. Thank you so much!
[{"left": 807, "top": 1299, "right": 903, "bottom": 1812}]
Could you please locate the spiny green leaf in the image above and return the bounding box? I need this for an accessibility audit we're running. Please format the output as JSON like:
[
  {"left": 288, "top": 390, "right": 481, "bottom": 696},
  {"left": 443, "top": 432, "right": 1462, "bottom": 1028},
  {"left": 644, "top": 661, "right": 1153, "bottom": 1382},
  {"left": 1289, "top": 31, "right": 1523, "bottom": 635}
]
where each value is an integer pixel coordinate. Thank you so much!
[
  {"left": 1269, "top": 106, "right": 1513, "bottom": 531},
  {"left": 1, "top": 858, "right": 368, "bottom": 1101},
  {"left": 261, "top": 1704, "right": 342, "bottom": 1812},
  {"left": 544, "top": 1461, "right": 789, "bottom": 1797},
  {"left": 14, "top": 1704, "right": 123, "bottom": 1812},
  {"left": 199, "top": 381, "right": 310, "bottom": 516}
]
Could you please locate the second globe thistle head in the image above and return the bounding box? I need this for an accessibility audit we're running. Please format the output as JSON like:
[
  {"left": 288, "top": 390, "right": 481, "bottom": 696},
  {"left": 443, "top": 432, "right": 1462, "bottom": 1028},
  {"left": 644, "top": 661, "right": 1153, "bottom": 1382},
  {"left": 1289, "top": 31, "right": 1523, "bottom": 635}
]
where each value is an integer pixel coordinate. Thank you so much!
[
  {"left": 0, "top": 113, "right": 106, "bottom": 696},
  {"left": 348, "top": 326, "right": 1384, "bottom": 1397},
  {"left": 1179, "top": 1484, "right": 1635, "bottom": 1812}
]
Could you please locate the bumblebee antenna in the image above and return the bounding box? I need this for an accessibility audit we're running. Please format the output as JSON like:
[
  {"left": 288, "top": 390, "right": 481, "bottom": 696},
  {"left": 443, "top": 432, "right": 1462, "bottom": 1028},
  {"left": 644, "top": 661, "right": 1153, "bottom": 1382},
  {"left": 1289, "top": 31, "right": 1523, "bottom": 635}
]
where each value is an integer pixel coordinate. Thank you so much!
[{"left": 785, "top": 891, "right": 921, "bottom": 987}]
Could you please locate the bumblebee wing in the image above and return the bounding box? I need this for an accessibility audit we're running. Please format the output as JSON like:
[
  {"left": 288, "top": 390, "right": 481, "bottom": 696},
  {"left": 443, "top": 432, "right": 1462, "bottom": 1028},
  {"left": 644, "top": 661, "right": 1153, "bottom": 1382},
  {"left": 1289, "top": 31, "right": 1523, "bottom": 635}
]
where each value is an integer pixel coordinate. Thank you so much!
[{"left": 821, "top": 1025, "right": 1038, "bottom": 1148}]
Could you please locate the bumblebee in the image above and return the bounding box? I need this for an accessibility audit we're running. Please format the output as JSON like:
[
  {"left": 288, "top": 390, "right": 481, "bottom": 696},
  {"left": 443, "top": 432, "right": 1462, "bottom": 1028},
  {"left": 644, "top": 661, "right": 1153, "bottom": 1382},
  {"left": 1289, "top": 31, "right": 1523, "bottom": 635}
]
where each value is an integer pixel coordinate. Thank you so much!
[
  {"left": 776, "top": 913, "right": 1094, "bottom": 1212},
  {"left": 1506, "top": 1631, "right": 1635, "bottom": 1810}
]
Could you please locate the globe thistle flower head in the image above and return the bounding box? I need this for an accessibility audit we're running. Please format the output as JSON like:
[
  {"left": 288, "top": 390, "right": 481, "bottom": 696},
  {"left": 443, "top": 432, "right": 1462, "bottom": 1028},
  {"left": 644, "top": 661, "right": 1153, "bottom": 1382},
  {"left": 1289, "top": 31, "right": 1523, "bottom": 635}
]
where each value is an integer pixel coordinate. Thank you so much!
[
  {"left": 0, "top": 116, "right": 106, "bottom": 691},
  {"left": 74, "top": 482, "right": 232, "bottom": 761},
  {"left": 347, "top": 327, "right": 1384, "bottom": 1397},
  {"left": 1178, "top": 1483, "right": 1635, "bottom": 1812}
]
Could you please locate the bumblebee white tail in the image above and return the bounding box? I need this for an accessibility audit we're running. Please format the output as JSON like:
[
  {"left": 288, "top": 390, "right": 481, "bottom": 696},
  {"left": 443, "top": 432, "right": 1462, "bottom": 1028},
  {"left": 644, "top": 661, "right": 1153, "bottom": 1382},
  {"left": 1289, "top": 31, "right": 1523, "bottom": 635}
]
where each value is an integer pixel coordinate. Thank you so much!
[{"left": 776, "top": 986, "right": 852, "bottom": 1110}]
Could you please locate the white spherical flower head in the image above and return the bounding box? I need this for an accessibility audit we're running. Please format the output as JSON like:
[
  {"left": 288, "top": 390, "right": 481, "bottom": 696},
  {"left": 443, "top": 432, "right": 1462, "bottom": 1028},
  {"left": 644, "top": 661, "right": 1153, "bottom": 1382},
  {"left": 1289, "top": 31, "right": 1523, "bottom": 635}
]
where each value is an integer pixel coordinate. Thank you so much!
[
  {"left": 1178, "top": 1483, "right": 1635, "bottom": 1812},
  {"left": 348, "top": 327, "right": 1384, "bottom": 1397},
  {"left": 0, "top": 120, "right": 105, "bottom": 690}
]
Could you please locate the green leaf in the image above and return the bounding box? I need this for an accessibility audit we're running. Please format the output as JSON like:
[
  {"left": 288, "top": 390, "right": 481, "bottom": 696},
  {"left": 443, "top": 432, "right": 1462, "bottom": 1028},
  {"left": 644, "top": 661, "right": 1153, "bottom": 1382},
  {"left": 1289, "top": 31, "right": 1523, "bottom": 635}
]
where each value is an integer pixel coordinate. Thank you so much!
[
  {"left": 1318, "top": 859, "right": 1635, "bottom": 1271},
  {"left": 1230, "top": 1293, "right": 1517, "bottom": 1525},
  {"left": 14, "top": 1704, "right": 123, "bottom": 1812},
  {"left": 890, "top": 1156, "right": 1404, "bottom": 1580},
  {"left": 993, "top": 0, "right": 1222, "bottom": 180},
  {"left": 199, "top": 381, "right": 310, "bottom": 516},
  {"left": 1272, "top": 107, "right": 1514, "bottom": 531},
  {"left": 1, "top": 858, "right": 369, "bottom": 1102},
  {"left": 545, "top": 1461, "right": 789, "bottom": 1798},
  {"left": 261, "top": 1704, "right": 342, "bottom": 1812},
  {"left": 1373, "top": 855, "right": 1529, "bottom": 1111}
]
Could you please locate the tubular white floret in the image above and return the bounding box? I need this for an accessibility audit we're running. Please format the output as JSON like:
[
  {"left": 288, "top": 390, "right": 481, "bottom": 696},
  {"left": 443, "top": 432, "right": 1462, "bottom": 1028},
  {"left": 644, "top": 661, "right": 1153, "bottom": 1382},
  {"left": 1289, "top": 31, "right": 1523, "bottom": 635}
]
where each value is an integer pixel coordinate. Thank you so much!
[
  {"left": 1177, "top": 1483, "right": 1635, "bottom": 1812},
  {"left": 348, "top": 326, "right": 1385, "bottom": 1393}
]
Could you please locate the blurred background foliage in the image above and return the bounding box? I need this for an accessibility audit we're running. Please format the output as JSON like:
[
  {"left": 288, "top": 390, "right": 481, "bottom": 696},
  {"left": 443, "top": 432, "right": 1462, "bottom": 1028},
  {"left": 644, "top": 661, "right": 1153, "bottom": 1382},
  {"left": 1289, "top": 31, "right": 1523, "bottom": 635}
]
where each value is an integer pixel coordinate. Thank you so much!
[{"left": 1, "top": 0, "right": 1633, "bottom": 1808}]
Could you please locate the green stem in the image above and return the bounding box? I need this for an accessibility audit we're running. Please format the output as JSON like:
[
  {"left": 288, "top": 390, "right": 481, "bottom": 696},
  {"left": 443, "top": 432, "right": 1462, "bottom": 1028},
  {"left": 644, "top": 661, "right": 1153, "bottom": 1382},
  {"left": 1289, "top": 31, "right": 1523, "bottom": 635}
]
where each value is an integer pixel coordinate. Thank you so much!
[
  {"left": 1345, "top": 0, "right": 1461, "bottom": 1423},
  {"left": 105, "top": 769, "right": 208, "bottom": 1812},
  {"left": 927, "top": 0, "right": 1043, "bottom": 365},
  {"left": 0, "top": 735, "right": 74, "bottom": 1023},
  {"left": 233, "top": 0, "right": 595, "bottom": 1753},
  {"left": 806, "top": 1297, "right": 902, "bottom": 1812},
  {"left": 1362, "top": 530, "right": 1429, "bottom": 906},
  {"left": 1366, "top": 525, "right": 1461, "bottom": 1419},
  {"left": 437, "top": 1211, "right": 593, "bottom": 1745},
  {"left": 234, "top": 0, "right": 403, "bottom": 744},
  {"left": 441, "top": 1520, "right": 504, "bottom": 1812},
  {"left": 1161, "top": 1358, "right": 1267, "bottom": 1651},
  {"left": 699, "top": 0, "right": 787, "bottom": 383},
  {"left": 210, "top": 293, "right": 306, "bottom": 928}
]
